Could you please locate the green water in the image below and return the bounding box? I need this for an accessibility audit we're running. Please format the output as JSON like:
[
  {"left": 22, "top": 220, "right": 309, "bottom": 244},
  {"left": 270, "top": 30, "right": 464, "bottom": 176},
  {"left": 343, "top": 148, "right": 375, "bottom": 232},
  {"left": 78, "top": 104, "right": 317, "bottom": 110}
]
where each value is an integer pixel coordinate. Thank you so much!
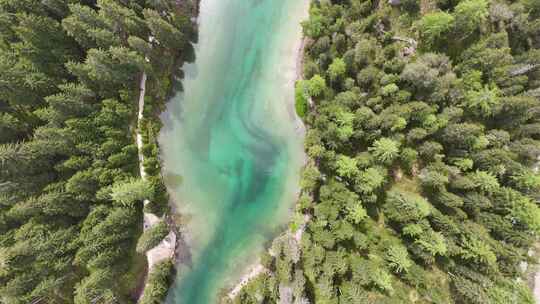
[{"left": 159, "top": 0, "right": 308, "bottom": 303}]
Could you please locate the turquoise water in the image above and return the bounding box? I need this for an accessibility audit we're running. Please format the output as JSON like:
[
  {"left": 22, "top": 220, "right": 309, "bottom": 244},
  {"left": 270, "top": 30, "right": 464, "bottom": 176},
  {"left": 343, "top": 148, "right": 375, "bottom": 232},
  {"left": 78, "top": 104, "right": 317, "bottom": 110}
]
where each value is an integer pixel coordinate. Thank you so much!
[{"left": 159, "top": 0, "right": 308, "bottom": 303}]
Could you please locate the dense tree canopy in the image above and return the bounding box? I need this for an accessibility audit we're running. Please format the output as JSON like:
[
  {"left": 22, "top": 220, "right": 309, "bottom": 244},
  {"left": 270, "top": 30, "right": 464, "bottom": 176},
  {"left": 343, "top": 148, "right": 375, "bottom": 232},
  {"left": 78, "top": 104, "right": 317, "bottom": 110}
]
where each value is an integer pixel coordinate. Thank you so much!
[
  {"left": 0, "top": 1, "right": 196, "bottom": 303},
  {"left": 232, "top": 0, "right": 540, "bottom": 303}
]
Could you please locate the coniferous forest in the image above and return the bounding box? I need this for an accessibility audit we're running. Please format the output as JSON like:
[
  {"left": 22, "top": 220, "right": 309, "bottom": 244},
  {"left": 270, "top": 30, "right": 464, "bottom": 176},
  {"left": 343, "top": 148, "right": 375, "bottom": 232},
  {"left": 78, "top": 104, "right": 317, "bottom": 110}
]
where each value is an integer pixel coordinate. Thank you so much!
[
  {"left": 0, "top": 1, "right": 196, "bottom": 303},
  {"left": 231, "top": 0, "right": 540, "bottom": 303},
  {"left": 2, "top": 0, "right": 540, "bottom": 303}
]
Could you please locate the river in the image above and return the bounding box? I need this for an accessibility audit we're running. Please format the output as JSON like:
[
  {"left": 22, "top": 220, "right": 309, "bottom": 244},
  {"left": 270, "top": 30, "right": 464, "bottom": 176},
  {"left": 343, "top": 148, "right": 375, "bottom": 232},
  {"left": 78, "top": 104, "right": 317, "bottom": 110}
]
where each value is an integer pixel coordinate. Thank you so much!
[{"left": 158, "top": 0, "right": 309, "bottom": 303}]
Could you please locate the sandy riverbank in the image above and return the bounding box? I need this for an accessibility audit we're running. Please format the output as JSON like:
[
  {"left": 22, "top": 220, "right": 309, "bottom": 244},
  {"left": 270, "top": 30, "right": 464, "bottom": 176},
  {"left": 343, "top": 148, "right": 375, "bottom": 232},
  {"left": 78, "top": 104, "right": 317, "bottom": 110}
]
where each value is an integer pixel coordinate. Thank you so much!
[{"left": 227, "top": 264, "right": 268, "bottom": 299}]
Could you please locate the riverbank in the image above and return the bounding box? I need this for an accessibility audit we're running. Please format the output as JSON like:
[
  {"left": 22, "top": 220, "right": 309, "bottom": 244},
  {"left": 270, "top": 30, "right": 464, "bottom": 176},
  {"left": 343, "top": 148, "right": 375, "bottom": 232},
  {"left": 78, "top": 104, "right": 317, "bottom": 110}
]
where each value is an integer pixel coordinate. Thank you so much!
[
  {"left": 134, "top": 2, "right": 200, "bottom": 303},
  {"left": 526, "top": 247, "right": 540, "bottom": 303},
  {"left": 135, "top": 69, "right": 178, "bottom": 303},
  {"left": 534, "top": 268, "right": 540, "bottom": 303},
  {"left": 136, "top": 71, "right": 176, "bottom": 274},
  {"left": 225, "top": 215, "right": 311, "bottom": 301}
]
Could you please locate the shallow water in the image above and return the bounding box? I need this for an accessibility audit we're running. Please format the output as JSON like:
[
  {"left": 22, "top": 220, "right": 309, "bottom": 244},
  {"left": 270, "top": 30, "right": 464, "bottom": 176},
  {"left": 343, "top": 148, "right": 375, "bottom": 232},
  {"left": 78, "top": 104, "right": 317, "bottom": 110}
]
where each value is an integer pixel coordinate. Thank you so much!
[{"left": 159, "top": 0, "right": 308, "bottom": 303}]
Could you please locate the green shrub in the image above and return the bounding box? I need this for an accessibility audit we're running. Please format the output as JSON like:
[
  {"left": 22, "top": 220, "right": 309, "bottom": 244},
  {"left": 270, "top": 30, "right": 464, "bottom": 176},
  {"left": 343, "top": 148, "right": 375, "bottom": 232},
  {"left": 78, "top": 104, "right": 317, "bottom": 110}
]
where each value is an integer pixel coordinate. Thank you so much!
[
  {"left": 140, "top": 259, "right": 175, "bottom": 304},
  {"left": 136, "top": 221, "right": 169, "bottom": 253},
  {"left": 143, "top": 157, "right": 161, "bottom": 176},
  {"left": 295, "top": 81, "right": 309, "bottom": 119},
  {"left": 143, "top": 200, "right": 169, "bottom": 217},
  {"left": 418, "top": 12, "right": 455, "bottom": 48},
  {"left": 110, "top": 178, "right": 154, "bottom": 207}
]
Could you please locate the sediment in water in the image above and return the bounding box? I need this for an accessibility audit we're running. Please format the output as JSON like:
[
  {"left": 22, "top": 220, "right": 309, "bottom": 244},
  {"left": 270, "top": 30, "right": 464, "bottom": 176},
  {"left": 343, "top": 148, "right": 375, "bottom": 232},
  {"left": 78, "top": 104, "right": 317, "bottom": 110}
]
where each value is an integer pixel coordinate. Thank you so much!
[{"left": 159, "top": 0, "right": 310, "bottom": 303}]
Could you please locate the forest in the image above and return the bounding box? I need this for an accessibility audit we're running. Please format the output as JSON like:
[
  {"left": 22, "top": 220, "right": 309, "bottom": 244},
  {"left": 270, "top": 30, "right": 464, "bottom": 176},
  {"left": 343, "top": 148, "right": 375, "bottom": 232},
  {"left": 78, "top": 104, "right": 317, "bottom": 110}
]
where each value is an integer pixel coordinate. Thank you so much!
[
  {"left": 231, "top": 0, "right": 540, "bottom": 303},
  {"left": 0, "top": 0, "right": 195, "bottom": 303}
]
